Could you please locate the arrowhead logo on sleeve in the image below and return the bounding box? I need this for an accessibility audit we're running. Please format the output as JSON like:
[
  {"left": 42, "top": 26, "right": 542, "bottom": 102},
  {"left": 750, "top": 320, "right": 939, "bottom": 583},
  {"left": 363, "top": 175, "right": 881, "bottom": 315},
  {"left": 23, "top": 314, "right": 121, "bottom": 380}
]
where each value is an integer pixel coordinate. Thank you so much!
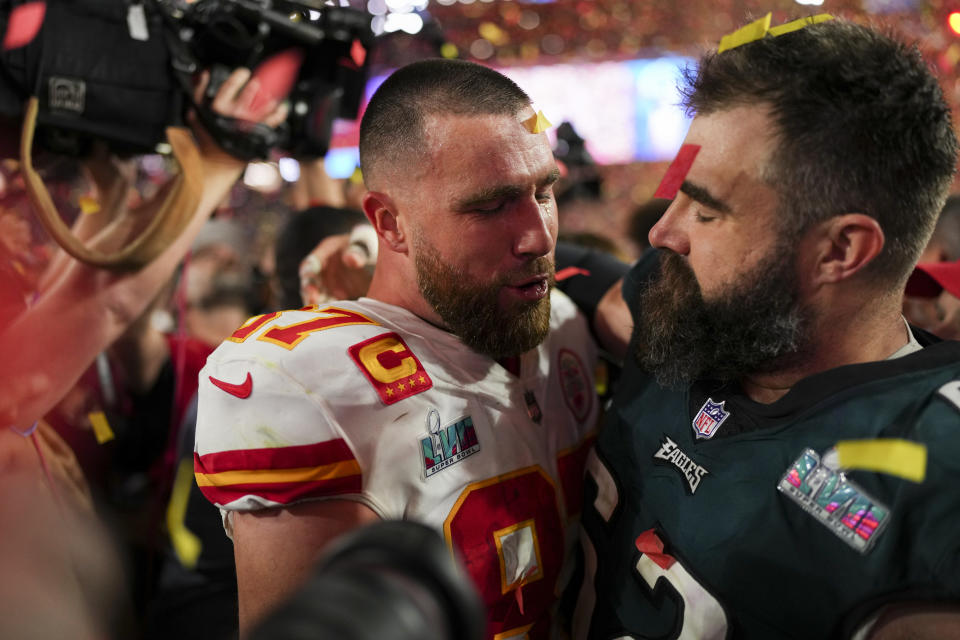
[{"left": 348, "top": 332, "right": 433, "bottom": 405}]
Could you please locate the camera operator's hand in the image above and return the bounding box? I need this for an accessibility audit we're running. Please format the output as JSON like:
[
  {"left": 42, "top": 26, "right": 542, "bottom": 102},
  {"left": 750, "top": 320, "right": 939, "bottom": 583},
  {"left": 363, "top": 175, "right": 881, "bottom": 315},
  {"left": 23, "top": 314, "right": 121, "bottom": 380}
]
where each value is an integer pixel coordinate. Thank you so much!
[
  {"left": 0, "top": 65, "right": 294, "bottom": 432},
  {"left": 191, "top": 68, "right": 289, "bottom": 164},
  {"left": 929, "top": 290, "right": 960, "bottom": 340}
]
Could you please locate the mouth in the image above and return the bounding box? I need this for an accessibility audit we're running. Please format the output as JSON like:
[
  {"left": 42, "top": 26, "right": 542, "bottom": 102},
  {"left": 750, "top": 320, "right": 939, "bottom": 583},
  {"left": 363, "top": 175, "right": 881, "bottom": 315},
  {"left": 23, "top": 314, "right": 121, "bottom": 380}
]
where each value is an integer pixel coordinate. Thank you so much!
[{"left": 505, "top": 274, "right": 550, "bottom": 301}]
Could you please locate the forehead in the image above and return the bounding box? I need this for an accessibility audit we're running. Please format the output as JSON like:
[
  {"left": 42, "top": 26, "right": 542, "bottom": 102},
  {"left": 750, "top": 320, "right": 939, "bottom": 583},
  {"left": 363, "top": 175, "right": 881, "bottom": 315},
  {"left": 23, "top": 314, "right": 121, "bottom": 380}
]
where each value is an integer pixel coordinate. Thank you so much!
[
  {"left": 419, "top": 110, "right": 555, "bottom": 192},
  {"left": 683, "top": 105, "right": 779, "bottom": 211}
]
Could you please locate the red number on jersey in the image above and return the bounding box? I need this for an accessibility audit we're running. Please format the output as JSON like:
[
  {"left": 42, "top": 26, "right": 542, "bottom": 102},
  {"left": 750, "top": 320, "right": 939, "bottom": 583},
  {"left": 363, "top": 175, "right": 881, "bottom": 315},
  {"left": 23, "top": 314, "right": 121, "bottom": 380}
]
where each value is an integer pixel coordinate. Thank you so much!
[
  {"left": 444, "top": 466, "right": 565, "bottom": 640},
  {"left": 227, "top": 307, "right": 379, "bottom": 350}
]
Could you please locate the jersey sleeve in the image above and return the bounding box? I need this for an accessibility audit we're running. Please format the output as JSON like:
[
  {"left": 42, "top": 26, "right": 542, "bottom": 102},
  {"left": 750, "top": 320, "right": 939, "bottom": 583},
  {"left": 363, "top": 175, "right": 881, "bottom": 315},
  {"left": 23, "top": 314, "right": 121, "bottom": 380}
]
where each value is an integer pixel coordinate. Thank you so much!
[
  {"left": 909, "top": 385, "right": 960, "bottom": 593},
  {"left": 193, "top": 354, "right": 362, "bottom": 512}
]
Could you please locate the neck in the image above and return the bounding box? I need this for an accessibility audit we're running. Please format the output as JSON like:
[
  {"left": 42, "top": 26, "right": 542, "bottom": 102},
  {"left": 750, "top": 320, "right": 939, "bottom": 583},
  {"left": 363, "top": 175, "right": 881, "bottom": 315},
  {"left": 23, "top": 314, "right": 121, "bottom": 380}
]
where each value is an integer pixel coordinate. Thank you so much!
[
  {"left": 367, "top": 260, "right": 446, "bottom": 328},
  {"left": 740, "top": 299, "right": 908, "bottom": 404}
]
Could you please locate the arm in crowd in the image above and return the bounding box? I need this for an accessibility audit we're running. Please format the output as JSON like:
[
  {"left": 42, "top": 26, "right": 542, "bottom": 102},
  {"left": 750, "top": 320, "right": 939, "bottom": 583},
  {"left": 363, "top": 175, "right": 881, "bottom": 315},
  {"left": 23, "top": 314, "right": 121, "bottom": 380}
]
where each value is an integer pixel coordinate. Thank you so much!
[{"left": 0, "top": 67, "right": 287, "bottom": 430}]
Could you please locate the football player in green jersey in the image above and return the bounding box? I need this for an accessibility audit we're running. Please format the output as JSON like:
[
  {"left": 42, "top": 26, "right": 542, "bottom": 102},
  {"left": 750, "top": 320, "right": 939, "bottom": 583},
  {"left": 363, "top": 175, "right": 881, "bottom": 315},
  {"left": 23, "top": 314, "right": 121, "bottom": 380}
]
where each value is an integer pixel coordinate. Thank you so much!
[{"left": 575, "top": 17, "right": 960, "bottom": 640}]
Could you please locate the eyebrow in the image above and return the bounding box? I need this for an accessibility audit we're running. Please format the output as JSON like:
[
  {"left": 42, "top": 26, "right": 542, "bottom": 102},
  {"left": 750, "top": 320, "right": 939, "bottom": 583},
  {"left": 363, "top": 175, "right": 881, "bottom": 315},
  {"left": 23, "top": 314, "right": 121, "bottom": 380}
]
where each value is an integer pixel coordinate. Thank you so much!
[
  {"left": 679, "top": 180, "right": 732, "bottom": 214},
  {"left": 455, "top": 168, "right": 561, "bottom": 211}
]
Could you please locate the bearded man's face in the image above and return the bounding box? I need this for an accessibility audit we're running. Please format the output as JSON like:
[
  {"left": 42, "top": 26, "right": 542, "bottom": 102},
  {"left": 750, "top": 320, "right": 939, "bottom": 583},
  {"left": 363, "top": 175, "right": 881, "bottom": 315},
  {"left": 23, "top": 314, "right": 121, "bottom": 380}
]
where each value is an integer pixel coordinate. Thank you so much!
[
  {"left": 415, "top": 239, "right": 553, "bottom": 359},
  {"left": 633, "top": 245, "right": 814, "bottom": 387}
]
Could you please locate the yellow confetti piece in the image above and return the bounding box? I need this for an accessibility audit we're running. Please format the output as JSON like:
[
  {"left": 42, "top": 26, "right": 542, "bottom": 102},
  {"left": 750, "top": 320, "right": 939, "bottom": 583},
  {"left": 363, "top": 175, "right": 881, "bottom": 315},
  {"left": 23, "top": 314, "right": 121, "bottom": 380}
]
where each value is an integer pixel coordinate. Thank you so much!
[
  {"left": 78, "top": 195, "right": 100, "bottom": 215},
  {"left": 478, "top": 21, "right": 509, "bottom": 46},
  {"left": 440, "top": 42, "right": 459, "bottom": 59},
  {"left": 835, "top": 439, "right": 927, "bottom": 484},
  {"left": 718, "top": 13, "right": 771, "bottom": 54},
  {"left": 349, "top": 166, "right": 364, "bottom": 185},
  {"left": 87, "top": 410, "right": 114, "bottom": 444},
  {"left": 767, "top": 14, "right": 834, "bottom": 38},
  {"left": 523, "top": 110, "right": 553, "bottom": 134},
  {"left": 946, "top": 43, "right": 960, "bottom": 68},
  {"left": 167, "top": 458, "right": 203, "bottom": 569},
  {"left": 717, "top": 13, "right": 833, "bottom": 53}
]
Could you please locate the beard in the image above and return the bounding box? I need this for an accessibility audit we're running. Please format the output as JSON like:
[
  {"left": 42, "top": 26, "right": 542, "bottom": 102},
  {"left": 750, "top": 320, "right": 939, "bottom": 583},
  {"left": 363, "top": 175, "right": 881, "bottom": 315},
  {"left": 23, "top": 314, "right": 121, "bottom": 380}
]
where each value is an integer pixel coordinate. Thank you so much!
[
  {"left": 414, "top": 242, "right": 553, "bottom": 359},
  {"left": 633, "top": 245, "right": 813, "bottom": 387}
]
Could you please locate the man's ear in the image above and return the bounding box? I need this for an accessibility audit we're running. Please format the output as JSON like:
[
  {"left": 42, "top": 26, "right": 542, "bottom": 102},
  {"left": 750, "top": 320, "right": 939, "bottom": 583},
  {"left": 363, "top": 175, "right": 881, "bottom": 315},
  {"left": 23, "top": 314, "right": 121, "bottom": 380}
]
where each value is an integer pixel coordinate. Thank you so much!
[
  {"left": 362, "top": 191, "right": 408, "bottom": 253},
  {"left": 810, "top": 213, "right": 885, "bottom": 285}
]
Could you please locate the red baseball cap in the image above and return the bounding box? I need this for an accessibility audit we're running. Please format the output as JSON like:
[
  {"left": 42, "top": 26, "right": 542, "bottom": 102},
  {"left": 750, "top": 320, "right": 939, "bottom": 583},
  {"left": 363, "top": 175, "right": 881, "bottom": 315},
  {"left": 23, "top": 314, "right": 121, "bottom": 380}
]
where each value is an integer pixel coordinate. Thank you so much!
[{"left": 905, "top": 260, "right": 960, "bottom": 298}]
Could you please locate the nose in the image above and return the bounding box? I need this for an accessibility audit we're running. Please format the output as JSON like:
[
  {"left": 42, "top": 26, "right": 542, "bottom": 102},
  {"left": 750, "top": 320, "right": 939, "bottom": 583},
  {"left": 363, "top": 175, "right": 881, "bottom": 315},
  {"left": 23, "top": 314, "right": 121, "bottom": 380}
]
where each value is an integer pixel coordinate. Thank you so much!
[
  {"left": 513, "top": 197, "right": 556, "bottom": 259},
  {"left": 648, "top": 199, "right": 689, "bottom": 255}
]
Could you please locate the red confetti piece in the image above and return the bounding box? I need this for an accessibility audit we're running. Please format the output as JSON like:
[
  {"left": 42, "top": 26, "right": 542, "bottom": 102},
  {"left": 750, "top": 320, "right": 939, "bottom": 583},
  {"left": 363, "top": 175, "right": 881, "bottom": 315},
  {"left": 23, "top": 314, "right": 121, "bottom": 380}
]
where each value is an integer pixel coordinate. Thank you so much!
[
  {"left": 350, "top": 39, "right": 366, "bottom": 67},
  {"left": 3, "top": 1, "right": 45, "bottom": 51},
  {"left": 653, "top": 144, "right": 700, "bottom": 200},
  {"left": 554, "top": 266, "right": 590, "bottom": 282},
  {"left": 249, "top": 48, "right": 304, "bottom": 119},
  {"left": 635, "top": 529, "right": 676, "bottom": 570}
]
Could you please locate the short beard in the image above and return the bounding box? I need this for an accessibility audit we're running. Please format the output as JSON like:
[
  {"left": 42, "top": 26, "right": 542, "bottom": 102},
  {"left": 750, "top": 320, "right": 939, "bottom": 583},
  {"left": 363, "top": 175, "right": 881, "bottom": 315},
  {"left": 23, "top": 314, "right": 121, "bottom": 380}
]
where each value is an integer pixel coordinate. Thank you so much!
[
  {"left": 633, "top": 246, "right": 813, "bottom": 387},
  {"left": 415, "top": 242, "right": 553, "bottom": 359}
]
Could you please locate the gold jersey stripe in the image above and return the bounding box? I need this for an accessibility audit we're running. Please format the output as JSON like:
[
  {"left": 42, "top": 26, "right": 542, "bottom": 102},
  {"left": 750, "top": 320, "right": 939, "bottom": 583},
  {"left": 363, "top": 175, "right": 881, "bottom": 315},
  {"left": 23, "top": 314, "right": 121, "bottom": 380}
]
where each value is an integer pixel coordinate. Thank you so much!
[{"left": 195, "top": 459, "right": 362, "bottom": 488}]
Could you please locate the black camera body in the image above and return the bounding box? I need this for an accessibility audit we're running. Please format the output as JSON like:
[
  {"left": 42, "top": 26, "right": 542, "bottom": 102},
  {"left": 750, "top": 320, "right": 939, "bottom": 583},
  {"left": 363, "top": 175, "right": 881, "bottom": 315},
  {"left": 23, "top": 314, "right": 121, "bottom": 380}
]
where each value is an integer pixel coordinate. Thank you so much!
[{"left": 0, "top": 0, "right": 373, "bottom": 160}]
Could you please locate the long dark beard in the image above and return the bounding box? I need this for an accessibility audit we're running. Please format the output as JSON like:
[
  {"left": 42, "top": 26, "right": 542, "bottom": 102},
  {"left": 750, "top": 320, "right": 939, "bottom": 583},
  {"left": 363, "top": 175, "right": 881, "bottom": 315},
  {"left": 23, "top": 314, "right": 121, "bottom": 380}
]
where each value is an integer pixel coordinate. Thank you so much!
[
  {"left": 415, "top": 246, "right": 553, "bottom": 359},
  {"left": 633, "top": 248, "right": 813, "bottom": 387}
]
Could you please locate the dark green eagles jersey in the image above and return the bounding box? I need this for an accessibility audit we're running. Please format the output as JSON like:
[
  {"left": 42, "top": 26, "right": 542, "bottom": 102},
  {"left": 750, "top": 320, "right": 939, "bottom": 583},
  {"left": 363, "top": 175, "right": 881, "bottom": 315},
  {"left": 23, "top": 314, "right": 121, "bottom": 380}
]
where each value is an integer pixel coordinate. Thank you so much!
[{"left": 574, "top": 254, "right": 960, "bottom": 639}]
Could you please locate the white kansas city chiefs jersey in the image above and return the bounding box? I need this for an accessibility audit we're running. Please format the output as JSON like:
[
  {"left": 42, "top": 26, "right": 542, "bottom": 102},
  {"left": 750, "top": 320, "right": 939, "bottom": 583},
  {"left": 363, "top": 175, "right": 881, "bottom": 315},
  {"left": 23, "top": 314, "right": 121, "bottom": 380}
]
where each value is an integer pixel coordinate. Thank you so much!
[{"left": 194, "top": 291, "right": 598, "bottom": 640}]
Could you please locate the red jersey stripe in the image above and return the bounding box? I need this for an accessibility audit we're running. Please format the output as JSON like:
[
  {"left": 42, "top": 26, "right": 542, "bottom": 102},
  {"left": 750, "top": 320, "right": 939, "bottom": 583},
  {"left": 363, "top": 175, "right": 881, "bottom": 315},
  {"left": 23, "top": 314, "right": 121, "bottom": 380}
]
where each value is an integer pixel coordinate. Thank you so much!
[{"left": 194, "top": 439, "right": 356, "bottom": 474}]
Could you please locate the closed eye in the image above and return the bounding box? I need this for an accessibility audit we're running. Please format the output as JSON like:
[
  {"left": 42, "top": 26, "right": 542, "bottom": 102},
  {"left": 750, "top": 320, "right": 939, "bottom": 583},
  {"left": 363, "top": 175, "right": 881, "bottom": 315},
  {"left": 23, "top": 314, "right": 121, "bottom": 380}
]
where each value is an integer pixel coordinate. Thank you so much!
[{"left": 694, "top": 210, "right": 716, "bottom": 223}]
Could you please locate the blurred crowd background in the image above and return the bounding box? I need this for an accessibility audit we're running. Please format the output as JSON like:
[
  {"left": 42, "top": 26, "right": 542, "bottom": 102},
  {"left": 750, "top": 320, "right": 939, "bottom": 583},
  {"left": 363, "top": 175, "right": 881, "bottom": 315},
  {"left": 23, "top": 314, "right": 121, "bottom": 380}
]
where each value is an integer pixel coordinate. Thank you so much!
[{"left": 2, "top": 0, "right": 960, "bottom": 638}]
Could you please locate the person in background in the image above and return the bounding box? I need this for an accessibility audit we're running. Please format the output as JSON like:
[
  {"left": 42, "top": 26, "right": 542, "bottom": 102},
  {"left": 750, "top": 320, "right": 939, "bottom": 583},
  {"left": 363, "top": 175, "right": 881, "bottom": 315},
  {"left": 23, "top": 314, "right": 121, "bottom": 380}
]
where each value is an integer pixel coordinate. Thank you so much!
[
  {"left": 576, "top": 18, "right": 960, "bottom": 639},
  {"left": 904, "top": 194, "right": 960, "bottom": 339},
  {"left": 0, "top": 66, "right": 289, "bottom": 639},
  {"left": 0, "top": 198, "right": 44, "bottom": 330},
  {"left": 905, "top": 258, "right": 960, "bottom": 340},
  {"left": 194, "top": 59, "right": 598, "bottom": 638},
  {"left": 626, "top": 197, "right": 670, "bottom": 258},
  {"left": 273, "top": 204, "right": 369, "bottom": 310}
]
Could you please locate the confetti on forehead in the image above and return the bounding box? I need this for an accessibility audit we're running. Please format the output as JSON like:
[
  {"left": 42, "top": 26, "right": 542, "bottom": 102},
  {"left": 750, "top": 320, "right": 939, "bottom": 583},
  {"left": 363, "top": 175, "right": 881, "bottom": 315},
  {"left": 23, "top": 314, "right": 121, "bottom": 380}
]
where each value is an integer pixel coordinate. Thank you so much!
[
  {"left": 717, "top": 13, "right": 833, "bottom": 54},
  {"left": 3, "top": 1, "right": 45, "bottom": 51},
  {"left": 523, "top": 110, "right": 553, "bottom": 134},
  {"left": 653, "top": 144, "right": 700, "bottom": 200}
]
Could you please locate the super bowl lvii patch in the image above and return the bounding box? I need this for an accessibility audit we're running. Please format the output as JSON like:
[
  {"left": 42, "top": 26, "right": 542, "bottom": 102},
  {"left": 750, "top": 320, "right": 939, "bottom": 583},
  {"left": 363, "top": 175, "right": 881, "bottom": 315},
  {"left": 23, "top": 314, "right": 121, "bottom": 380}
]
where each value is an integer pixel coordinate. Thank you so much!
[
  {"left": 421, "top": 409, "right": 480, "bottom": 478},
  {"left": 778, "top": 448, "right": 890, "bottom": 553}
]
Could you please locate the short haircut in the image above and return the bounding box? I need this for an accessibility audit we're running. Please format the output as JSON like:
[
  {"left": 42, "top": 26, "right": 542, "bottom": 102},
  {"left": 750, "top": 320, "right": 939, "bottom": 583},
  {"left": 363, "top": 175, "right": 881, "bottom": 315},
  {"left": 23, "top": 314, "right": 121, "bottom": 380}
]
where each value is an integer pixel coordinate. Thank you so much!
[
  {"left": 682, "top": 20, "right": 958, "bottom": 283},
  {"left": 359, "top": 59, "right": 531, "bottom": 188}
]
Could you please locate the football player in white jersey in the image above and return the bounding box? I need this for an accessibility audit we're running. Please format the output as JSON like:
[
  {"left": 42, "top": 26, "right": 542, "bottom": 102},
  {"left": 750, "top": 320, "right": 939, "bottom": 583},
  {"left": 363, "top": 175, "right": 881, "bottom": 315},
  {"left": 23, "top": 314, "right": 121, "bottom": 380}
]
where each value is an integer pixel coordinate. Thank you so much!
[{"left": 194, "top": 59, "right": 598, "bottom": 638}]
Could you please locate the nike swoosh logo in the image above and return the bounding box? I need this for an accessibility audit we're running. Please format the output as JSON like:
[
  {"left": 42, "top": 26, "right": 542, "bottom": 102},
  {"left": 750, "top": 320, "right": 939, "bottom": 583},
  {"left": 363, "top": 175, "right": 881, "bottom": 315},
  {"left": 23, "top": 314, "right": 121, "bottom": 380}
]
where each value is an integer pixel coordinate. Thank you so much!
[{"left": 209, "top": 372, "right": 253, "bottom": 399}]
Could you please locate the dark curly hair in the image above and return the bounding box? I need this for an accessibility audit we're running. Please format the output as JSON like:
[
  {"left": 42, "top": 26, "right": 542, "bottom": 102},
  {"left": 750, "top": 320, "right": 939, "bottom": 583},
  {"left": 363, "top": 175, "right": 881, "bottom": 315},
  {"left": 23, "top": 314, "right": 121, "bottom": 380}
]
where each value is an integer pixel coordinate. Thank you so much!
[{"left": 682, "top": 20, "right": 958, "bottom": 283}]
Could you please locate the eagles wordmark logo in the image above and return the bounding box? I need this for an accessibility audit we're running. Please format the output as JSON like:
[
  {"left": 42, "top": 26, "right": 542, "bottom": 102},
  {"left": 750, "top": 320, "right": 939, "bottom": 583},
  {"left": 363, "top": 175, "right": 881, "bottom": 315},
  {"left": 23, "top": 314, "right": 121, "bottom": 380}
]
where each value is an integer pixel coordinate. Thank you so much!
[{"left": 653, "top": 435, "right": 709, "bottom": 494}]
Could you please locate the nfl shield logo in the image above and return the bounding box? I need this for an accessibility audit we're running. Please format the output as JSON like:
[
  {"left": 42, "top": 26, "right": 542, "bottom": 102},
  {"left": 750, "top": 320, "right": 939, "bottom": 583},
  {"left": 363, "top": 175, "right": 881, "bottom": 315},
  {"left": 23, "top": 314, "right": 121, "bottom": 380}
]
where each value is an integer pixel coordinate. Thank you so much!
[{"left": 692, "top": 398, "right": 730, "bottom": 439}]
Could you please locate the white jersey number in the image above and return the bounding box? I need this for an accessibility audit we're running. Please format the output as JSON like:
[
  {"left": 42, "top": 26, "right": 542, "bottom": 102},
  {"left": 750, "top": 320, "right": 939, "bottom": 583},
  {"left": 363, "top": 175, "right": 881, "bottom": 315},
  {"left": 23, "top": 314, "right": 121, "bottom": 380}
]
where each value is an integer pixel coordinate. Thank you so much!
[{"left": 578, "top": 451, "right": 728, "bottom": 640}]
